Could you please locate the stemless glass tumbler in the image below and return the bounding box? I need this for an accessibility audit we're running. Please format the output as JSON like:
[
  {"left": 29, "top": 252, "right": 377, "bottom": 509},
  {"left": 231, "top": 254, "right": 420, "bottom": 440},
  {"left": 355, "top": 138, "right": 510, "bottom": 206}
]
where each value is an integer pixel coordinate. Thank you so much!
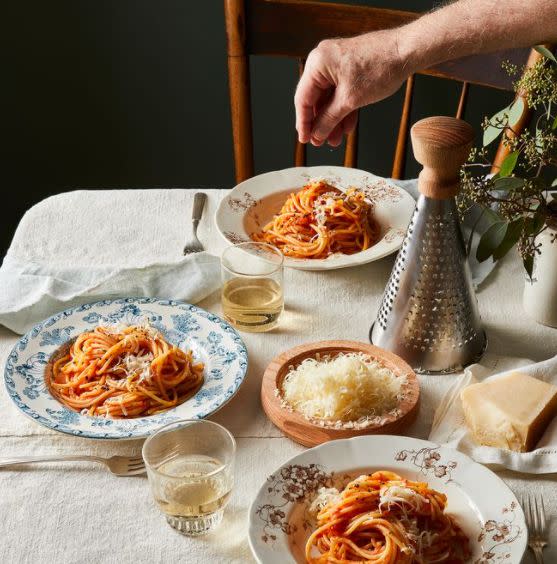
[
  {"left": 142, "top": 420, "right": 236, "bottom": 536},
  {"left": 221, "top": 242, "right": 284, "bottom": 333}
]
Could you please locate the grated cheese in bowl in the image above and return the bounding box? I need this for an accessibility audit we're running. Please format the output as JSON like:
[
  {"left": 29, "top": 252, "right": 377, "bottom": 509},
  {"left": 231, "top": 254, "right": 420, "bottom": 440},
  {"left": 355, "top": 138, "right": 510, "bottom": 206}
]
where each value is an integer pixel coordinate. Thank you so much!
[{"left": 280, "top": 352, "right": 406, "bottom": 429}]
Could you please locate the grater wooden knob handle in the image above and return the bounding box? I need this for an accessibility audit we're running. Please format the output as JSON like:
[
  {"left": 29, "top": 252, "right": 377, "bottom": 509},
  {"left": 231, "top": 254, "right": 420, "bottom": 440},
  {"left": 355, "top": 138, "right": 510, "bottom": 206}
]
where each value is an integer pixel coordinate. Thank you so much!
[{"left": 411, "top": 116, "right": 474, "bottom": 199}]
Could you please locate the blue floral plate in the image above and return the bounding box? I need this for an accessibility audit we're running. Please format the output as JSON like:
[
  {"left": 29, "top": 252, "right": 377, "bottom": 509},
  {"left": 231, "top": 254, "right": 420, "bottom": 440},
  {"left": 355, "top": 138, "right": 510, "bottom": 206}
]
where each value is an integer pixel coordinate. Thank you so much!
[{"left": 4, "top": 298, "right": 248, "bottom": 439}]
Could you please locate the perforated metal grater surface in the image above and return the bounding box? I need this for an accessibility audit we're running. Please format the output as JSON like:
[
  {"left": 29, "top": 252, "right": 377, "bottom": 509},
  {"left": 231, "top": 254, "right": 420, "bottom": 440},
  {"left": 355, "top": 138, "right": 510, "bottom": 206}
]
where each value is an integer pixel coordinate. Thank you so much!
[
  {"left": 370, "top": 116, "right": 487, "bottom": 374},
  {"left": 371, "top": 196, "right": 486, "bottom": 373}
]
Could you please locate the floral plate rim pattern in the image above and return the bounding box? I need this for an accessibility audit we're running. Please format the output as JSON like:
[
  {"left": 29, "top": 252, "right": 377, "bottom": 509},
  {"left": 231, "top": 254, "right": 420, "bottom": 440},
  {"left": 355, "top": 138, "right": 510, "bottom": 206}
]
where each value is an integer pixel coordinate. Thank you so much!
[
  {"left": 215, "top": 165, "right": 416, "bottom": 271},
  {"left": 4, "top": 298, "right": 248, "bottom": 440},
  {"left": 248, "top": 435, "right": 527, "bottom": 564}
]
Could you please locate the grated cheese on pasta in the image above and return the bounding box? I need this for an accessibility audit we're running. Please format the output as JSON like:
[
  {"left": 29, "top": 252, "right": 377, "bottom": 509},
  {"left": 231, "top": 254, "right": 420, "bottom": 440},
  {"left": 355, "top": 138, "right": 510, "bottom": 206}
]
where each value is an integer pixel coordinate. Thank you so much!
[{"left": 309, "top": 487, "right": 342, "bottom": 516}]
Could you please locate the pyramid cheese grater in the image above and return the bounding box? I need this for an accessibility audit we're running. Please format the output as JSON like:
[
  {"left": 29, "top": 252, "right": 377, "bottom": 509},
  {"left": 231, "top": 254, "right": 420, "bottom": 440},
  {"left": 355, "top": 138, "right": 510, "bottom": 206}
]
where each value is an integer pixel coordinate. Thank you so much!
[{"left": 370, "top": 116, "right": 487, "bottom": 374}]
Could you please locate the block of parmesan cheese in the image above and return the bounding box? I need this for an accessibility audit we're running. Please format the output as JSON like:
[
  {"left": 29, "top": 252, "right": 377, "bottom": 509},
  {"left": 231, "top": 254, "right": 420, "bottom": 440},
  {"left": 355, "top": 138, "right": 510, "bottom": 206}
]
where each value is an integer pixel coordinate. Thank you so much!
[{"left": 460, "top": 372, "right": 557, "bottom": 452}]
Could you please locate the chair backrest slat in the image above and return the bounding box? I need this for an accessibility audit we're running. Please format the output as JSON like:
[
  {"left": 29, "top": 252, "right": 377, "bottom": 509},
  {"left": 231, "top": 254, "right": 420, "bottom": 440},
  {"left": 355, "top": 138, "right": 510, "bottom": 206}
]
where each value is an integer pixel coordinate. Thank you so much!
[
  {"left": 294, "top": 136, "right": 306, "bottom": 166},
  {"left": 344, "top": 117, "right": 359, "bottom": 168},
  {"left": 247, "top": 0, "right": 418, "bottom": 58},
  {"left": 245, "top": 0, "right": 528, "bottom": 90},
  {"left": 391, "top": 75, "right": 415, "bottom": 180},
  {"left": 456, "top": 82, "right": 469, "bottom": 120}
]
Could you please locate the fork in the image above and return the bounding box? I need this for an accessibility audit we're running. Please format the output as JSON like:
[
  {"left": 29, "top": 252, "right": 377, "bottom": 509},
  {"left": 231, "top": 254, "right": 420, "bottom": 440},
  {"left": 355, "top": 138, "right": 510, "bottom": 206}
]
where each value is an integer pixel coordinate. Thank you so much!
[
  {"left": 0, "top": 455, "right": 145, "bottom": 477},
  {"left": 523, "top": 493, "right": 549, "bottom": 563},
  {"left": 183, "top": 192, "right": 207, "bottom": 255}
]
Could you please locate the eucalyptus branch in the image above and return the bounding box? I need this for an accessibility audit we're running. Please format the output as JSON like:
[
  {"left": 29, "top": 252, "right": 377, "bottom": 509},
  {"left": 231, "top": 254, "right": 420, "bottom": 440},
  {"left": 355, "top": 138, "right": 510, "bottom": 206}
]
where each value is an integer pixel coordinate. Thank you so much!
[
  {"left": 461, "top": 55, "right": 557, "bottom": 273},
  {"left": 462, "top": 163, "right": 493, "bottom": 169}
]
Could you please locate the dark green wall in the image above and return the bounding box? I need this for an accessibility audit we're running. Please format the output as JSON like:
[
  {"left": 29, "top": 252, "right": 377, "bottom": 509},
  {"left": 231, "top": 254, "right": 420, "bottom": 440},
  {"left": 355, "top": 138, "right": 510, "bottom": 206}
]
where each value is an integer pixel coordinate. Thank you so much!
[{"left": 3, "top": 1, "right": 511, "bottom": 256}]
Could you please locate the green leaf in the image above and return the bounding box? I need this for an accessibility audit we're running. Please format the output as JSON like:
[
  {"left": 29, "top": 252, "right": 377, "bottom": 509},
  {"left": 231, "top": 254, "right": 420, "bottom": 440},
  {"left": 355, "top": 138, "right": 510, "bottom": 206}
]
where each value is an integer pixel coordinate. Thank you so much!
[
  {"left": 507, "top": 97, "right": 525, "bottom": 128},
  {"left": 534, "top": 45, "right": 557, "bottom": 64},
  {"left": 533, "top": 212, "right": 546, "bottom": 233},
  {"left": 523, "top": 254, "right": 534, "bottom": 280},
  {"left": 524, "top": 210, "right": 546, "bottom": 235},
  {"left": 483, "top": 104, "right": 511, "bottom": 147},
  {"left": 476, "top": 221, "right": 508, "bottom": 262},
  {"left": 483, "top": 125, "right": 503, "bottom": 147},
  {"left": 482, "top": 99, "right": 525, "bottom": 147},
  {"left": 534, "top": 114, "right": 553, "bottom": 154},
  {"left": 492, "top": 177, "right": 524, "bottom": 192},
  {"left": 498, "top": 151, "right": 519, "bottom": 177},
  {"left": 492, "top": 220, "right": 522, "bottom": 260},
  {"left": 552, "top": 115, "right": 557, "bottom": 130},
  {"left": 482, "top": 206, "right": 503, "bottom": 223}
]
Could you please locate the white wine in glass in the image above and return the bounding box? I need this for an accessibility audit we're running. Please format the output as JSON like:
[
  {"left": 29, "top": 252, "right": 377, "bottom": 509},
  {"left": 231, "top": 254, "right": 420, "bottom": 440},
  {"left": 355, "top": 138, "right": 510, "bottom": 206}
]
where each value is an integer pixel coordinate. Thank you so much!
[
  {"left": 143, "top": 420, "right": 236, "bottom": 536},
  {"left": 222, "top": 277, "right": 283, "bottom": 332},
  {"left": 154, "top": 455, "right": 232, "bottom": 522},
  {"left": 221, "top": 242, "right": 284, "bottom": 333}
]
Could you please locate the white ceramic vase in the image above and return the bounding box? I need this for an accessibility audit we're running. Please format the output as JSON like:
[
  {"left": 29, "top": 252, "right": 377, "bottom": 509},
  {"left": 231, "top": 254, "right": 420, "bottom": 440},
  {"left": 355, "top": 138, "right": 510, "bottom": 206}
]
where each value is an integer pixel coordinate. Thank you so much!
[{"left": 523, "top": 222, "right": 557, "bottom": 327}]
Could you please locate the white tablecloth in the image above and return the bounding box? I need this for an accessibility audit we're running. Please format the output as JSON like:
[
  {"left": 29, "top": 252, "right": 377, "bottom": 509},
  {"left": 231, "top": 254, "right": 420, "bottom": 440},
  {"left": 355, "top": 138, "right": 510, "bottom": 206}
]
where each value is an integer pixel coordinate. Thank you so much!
[{"left": 1, "top": 189, "right": 555, "bottom": 563}]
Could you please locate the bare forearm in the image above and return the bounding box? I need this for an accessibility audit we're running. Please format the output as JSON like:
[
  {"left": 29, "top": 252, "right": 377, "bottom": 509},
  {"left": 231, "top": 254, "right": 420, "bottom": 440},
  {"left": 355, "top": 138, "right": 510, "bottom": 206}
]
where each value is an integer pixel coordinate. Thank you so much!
[
  {"left": 294, "top": 0, "right": 557, "bottom": 145},
  {"left": 399, "top": 0, "right": 557, "bottom": 73}
]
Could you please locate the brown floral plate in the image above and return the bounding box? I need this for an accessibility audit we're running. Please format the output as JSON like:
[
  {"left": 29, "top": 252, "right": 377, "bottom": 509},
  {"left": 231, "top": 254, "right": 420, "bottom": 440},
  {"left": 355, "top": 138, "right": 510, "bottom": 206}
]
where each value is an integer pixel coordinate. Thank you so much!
[
  {"left": 215, "top": 166, "right": 415, "bottom": 271},
  {"left": 248, "top": 435, "right": 526, "bottom": 563}
]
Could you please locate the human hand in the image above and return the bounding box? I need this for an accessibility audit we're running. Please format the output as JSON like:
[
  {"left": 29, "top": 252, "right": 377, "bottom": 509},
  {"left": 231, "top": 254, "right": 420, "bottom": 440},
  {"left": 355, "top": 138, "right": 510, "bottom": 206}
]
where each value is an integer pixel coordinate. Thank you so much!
[{"left": 294, "top": 29, "right": 411, "bottom": 147}]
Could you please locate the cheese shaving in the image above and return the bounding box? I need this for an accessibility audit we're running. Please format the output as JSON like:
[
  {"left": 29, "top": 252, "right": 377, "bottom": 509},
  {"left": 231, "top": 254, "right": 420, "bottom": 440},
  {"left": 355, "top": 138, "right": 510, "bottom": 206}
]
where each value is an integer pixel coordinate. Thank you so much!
[
  {"left": 100, "top": 320, "right": 161, "bottom": 340},
  {"left": 117, "top": 352, "right": 154, "bottom": 383},
  {"left": 281, "top": 352, "right": 405, "bottom": 425},
  {"left": 313, "top": 194, "right": 338, "bottom": 227},
  {"left": 379, "top": 484, "right": 430, "bottom": 513},
  {"left": 309, "top": 487, "right": 341, "bottom": 516}
]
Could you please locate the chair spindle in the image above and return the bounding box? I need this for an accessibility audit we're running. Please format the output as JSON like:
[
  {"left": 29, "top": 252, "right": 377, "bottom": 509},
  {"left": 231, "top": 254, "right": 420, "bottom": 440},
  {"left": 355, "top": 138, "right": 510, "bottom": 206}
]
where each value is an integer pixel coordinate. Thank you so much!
[
  {"left": 344, "top": 118, "right": 359, "bottom": 168},
  {"left": 225, "top": 0, "right": 255, "bottom": 183},
  {"left": 391, "top": 75, "right": 415, "bottom": 180},
  {"left": 294, "top": 59, "right": 307, "bottom": 167},
  {"left": 456, "top": 82, "right": 469, "bottom": 120}
]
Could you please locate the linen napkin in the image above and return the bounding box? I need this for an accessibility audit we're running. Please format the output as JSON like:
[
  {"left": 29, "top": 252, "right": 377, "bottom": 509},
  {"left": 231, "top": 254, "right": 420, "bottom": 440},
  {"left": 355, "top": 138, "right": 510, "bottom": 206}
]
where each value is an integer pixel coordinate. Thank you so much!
[
  {"left": 429, "top": 354, "right": 557, "bottom": 473},
  {"left": 0, "top": 189, "right": 221, "bottom": 334}
]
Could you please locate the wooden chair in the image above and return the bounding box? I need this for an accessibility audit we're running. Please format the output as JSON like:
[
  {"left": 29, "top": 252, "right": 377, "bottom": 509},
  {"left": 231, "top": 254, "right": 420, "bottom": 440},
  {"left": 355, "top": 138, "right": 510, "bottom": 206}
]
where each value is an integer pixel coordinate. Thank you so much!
[{"left": 224, "top": 0, "right": 543, "bottom": 184}]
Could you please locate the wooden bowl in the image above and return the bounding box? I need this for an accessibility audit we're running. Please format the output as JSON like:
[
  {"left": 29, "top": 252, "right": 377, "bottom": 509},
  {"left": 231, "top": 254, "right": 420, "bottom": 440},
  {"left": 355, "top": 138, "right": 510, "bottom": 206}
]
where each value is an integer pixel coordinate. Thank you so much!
[{"left": 261, "top": 340, "right": 420, "bottom": 447}]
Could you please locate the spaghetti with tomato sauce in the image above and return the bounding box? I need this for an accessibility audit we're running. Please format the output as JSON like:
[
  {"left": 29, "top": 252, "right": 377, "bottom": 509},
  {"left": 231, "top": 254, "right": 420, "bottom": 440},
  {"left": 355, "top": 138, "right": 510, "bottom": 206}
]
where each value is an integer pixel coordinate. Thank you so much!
[
  {"left": 306, "top": 471, "right": 471, "bottom": 563},
  {"left": 48, "top": 324, "right": 204, "bottom": 418},
  {"left": 252, "top": 180, "right": 379, "bottom": 259}
]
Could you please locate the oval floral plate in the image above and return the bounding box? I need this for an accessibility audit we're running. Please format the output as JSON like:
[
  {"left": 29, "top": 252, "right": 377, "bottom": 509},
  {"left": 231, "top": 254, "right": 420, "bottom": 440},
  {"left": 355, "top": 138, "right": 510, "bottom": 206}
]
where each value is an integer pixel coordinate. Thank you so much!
[
  {"left": 4, "top": 298, "right": 248, "bottom": 440},
  {"left": 249, "top": 435, "right": 526, "bottom": 564},
  {"left": 216, "top": 166, "right": 415, "bottom": 271}
]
